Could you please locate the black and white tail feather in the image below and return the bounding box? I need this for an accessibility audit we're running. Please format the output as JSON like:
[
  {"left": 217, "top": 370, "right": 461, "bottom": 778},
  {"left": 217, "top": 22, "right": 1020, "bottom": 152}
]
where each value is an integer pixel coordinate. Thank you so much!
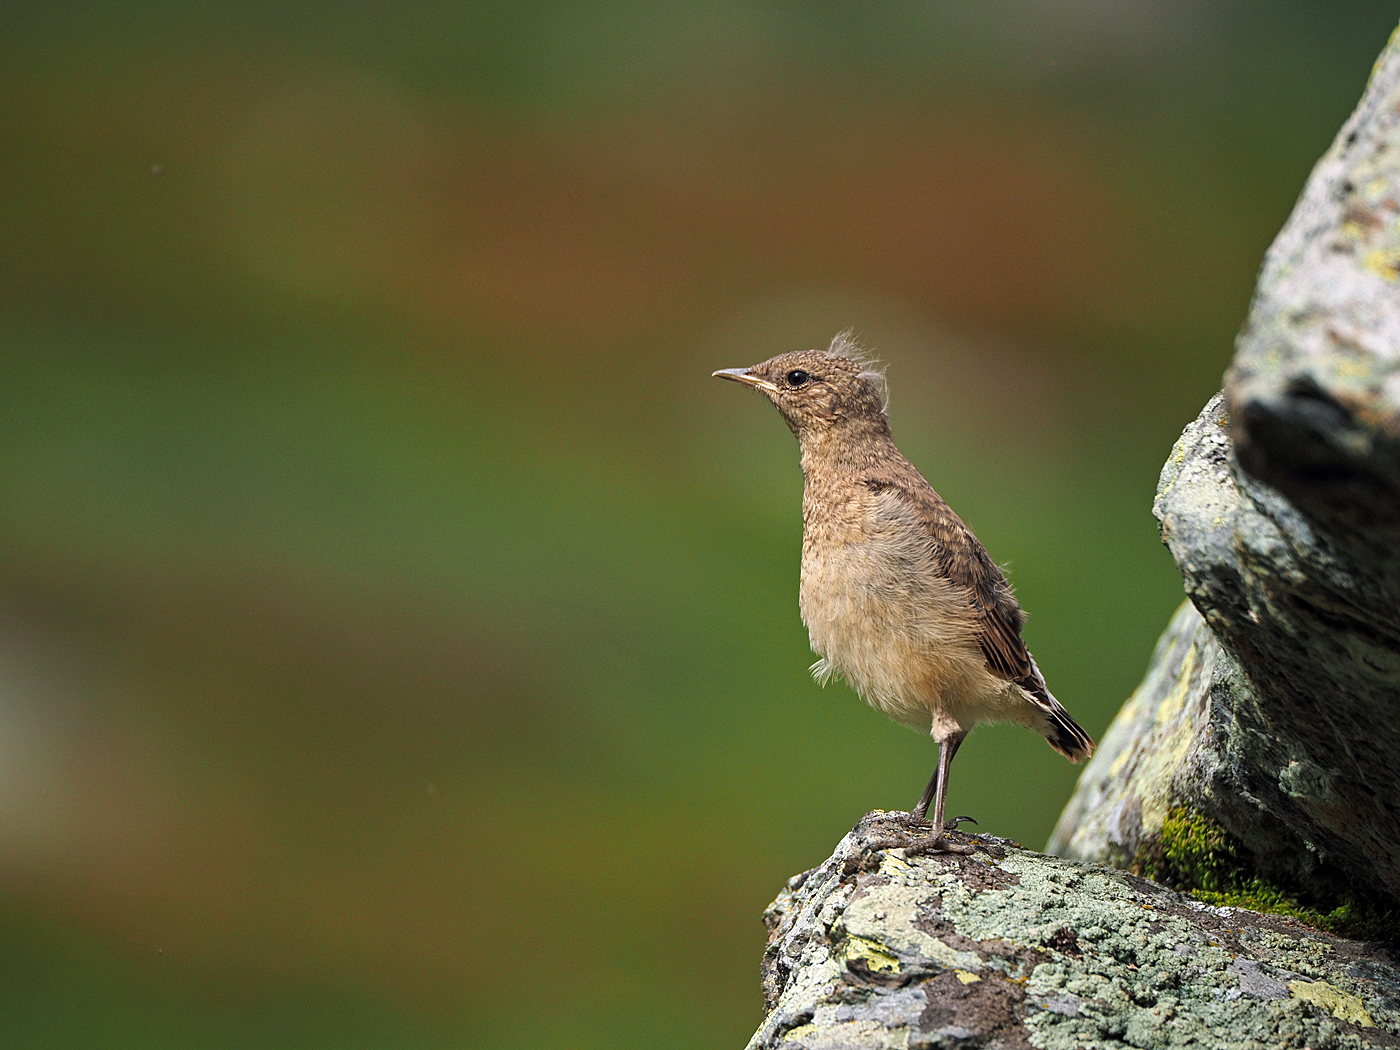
[{"left": 1024, "top": 655, "right": 1094, "bottom": 762}]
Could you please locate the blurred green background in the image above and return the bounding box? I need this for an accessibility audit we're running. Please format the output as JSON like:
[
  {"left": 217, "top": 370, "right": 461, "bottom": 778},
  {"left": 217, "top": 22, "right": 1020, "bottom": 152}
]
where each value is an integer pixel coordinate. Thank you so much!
[{"left": 0, "top": 2, "right": 1395, "bottom": 1046}]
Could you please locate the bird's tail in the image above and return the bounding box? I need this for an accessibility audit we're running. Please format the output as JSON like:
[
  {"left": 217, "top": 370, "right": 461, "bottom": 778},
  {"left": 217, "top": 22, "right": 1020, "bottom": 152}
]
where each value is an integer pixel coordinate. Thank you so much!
[
  {"left": 1025, "top": 656, "right": 1095, "bottom": 763},
  {"left": 1042, "top": 697, "right": 1095, "bottom": 763}
]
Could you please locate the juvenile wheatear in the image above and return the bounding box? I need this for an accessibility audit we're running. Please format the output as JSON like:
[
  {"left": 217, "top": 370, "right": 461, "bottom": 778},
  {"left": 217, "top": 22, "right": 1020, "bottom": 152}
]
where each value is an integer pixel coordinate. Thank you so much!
[{"left": 715, "top": 334, "right": 1093, "bottom": 853}]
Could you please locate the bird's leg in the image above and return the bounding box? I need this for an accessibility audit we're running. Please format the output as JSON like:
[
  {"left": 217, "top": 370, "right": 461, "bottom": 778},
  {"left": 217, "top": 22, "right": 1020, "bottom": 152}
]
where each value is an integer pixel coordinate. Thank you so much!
[
  {"left": 904, "top": 731, "right": 973, "bottom": 854},
  {"left": 870, "top": 732, "right": 973, "bottom": 854},
  {"left": 910, "top": 768, "right": 939, "bottom": 822},
  {"left": 875, "top": 765, "right": 940, "bottom": 836},
  {"left": 875, "top": 769, "right": 937, "bottom": 836}
]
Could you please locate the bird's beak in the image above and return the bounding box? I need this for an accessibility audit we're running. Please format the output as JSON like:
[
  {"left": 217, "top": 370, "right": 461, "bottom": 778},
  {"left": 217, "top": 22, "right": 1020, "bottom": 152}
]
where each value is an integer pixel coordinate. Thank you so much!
[{"left": 712, "top": 368, "right": 780, "bottom": 394}]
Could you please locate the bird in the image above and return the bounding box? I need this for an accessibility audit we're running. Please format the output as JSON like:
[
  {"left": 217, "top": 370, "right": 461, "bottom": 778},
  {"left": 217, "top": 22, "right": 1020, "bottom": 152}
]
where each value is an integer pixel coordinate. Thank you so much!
[{"left": 714, "top": 333, "right": 1094, "bottom": 854}]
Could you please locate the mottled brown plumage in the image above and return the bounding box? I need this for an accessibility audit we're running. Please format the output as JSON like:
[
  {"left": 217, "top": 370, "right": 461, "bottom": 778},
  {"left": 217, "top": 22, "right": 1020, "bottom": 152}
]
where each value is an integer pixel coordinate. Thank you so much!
[{"left": 714, "top": 333, "right": 1093, "bottom": 852}]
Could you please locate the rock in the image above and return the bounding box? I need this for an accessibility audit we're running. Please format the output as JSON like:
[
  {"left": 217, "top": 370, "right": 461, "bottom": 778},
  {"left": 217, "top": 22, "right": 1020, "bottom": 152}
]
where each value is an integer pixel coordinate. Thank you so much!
[
  {"left": 1228, "top": 31, "right": 1400, "bottom": 542},
  {"left": 1050, "top": 20, "right": 1400, "bottom": 905},
  {"left": 1045, "top": 587, "right": 1225, "bottom": 875},
  {"left": 748, "top": 814, "right": 1400, "bottom": 1049},
  {"left": 1048, "top": 392, "right": 1368, "bottom": 900}
]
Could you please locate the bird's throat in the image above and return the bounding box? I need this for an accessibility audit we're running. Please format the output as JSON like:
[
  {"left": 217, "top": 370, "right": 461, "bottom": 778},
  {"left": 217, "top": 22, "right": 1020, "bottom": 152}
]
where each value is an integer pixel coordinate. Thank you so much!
[{"left": 798, "top": 420, "right": 899, "bottom": 486}]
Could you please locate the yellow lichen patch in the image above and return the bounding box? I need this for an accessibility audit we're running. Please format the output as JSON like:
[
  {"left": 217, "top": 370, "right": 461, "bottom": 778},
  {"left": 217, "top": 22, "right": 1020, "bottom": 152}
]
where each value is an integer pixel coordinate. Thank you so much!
[
  {"left": 1104, "top": 634, "right": 1198, "bottom": 781},
  {"left": 954, "top": 970, "right": 981, "bottom": 985},
  {"left": 841, "top": 935, "right": 900, "bottom": 974},
  {"left": 1106, "top": 718, "right": 1141, "bottom": 780},
  {"left": 1288, "top": 980, "right": 1375, "bottom": 1027},
  {"left": 1363, "top": 247, "right": 1400, "bottom": 281},
  {"left": 1153, "top": 643, "right": 1196, "bottom": 731},
  {"left": 840, "top": 886, "right": 985, "bottom": 972}
]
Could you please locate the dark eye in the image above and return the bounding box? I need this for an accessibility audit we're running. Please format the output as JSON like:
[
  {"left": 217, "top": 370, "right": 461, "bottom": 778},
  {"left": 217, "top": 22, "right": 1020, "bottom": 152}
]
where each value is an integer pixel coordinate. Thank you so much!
[{"left": 785, "top": 369, "right": 810, "bottom": 387}]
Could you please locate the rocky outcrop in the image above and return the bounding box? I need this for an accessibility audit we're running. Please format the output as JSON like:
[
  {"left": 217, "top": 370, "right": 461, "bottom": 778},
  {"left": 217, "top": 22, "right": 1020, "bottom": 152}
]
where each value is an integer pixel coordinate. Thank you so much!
[
  {"left": 749, "top": 814, "right": 1400, "bottom": 1049},
  {"left": 1050, "top": 24, "right": 1400, "bottom": 904},
  {"left": 1045, "top": 588, "right": 1224, "bottom": 877}
]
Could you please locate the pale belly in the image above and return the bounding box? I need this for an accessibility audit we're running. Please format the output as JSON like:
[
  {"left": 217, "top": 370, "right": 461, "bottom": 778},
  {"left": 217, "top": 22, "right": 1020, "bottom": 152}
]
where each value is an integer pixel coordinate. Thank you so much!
[{"left": 798, "top": 519, "right": 1028, "bottom": 739}]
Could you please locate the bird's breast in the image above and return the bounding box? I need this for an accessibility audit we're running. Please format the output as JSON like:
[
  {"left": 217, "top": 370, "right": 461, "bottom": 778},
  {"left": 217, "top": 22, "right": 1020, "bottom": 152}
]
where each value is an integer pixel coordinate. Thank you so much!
[{"left": 798, "top": 488, "right": 984, "bottom": 728}]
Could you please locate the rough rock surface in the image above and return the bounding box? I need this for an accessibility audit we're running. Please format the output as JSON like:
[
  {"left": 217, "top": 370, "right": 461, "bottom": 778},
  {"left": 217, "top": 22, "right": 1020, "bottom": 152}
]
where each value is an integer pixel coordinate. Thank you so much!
[
  {"left": 1051, "top": 24, "right": 1400, "bottom": 902},
  {"left": 1046, "top": 590, "right": 1223, "bottom": 874},
  {"left": 1229, "top": 26, "right": 1400, "bottom": 537},
  {"left": 1048, "top": 394, "right": 1376, "bottom": 898},
  {"left": 749, "top": 814, "right": 1400, "bottom": 1049}
]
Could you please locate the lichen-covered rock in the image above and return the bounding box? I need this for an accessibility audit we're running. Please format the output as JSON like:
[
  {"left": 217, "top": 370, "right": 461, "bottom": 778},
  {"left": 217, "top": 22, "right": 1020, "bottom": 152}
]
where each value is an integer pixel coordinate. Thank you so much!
[
  {"left": 1045, "top": 596, "right": 1219, "bottom": 872},
  {"left": 1049, "top": 395, "right": 1371, "bottom": 901},
  {"left": 1052, "top": 19, "right": 1400, "bottom": 904},
  {"left": 749, "top": 814, "right": 1400, "bottom": 1049},
  {"left": 1228, "top": 26, "right": 1400, "bottom": 540}
]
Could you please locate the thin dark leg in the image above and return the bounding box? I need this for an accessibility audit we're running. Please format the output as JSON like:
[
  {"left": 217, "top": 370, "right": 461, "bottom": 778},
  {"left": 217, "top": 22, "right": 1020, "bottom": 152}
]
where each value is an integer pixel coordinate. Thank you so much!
[
  {"left": 928, "top": 733, "right": 958, "bottom": 838},
  {"left": 912, "top": 732, "right": 965, "bottom": 821},
  {"left": 904, "top": 731, "right": 973, "bottom": 854},
  {"left": 912, "top": 770, "right": 938, "bottom": 821},
  {"left": 868, "top": 731, "right": 974, "bottom": 855}
]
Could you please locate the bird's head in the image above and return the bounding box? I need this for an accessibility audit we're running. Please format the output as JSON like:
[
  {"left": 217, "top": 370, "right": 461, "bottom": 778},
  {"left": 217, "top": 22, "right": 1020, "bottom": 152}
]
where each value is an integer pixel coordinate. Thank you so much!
[{"left": 712, "top": 333, "right": 889, "bottom": 439}]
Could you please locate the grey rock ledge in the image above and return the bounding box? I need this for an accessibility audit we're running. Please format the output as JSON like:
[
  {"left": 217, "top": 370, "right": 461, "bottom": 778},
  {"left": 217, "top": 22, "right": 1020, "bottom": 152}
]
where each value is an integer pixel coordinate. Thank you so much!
[{"left": 749, "top": 814, "right": 1400, "bottom": 1049}]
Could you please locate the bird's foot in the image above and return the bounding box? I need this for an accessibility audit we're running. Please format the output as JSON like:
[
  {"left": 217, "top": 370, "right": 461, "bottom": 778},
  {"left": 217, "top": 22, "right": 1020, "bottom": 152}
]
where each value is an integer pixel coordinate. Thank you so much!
[
  {"left": 865, "top": 813, "right": 979, "bottom": 856},
  {"left": 883, "top": 811, "right": 932, "bottom": 831},
  {"left": 902, "top": 834, "right": 974, "bottom": 856},
  {"left": 866, "top": 830, "right": 974, "bottom": 856},
  {"left": 878, "top": 811, "right": 976, "bottom": 832}
]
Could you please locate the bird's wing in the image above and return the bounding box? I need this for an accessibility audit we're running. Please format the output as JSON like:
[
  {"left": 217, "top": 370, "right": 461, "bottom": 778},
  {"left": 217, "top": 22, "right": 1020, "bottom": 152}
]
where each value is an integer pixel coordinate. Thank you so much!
[
  {"left": 871, "top": 475, "right": 1096, "bottom": 761},
  {"left": 872, "top": 477, "right": 1039, "bottom": 693}
]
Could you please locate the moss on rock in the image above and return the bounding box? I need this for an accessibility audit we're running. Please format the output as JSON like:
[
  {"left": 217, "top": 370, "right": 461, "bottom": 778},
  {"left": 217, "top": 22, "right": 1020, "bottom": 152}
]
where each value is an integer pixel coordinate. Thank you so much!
[{"left": 1133, "top": 806, "right": 1400, "bottom": 943}]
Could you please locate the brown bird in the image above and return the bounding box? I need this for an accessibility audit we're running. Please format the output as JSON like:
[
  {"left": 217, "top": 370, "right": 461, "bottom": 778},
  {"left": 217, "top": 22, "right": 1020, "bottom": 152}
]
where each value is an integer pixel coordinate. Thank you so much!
[{"left": 714, "top": 334, "right": 1094, "bottom": 853}]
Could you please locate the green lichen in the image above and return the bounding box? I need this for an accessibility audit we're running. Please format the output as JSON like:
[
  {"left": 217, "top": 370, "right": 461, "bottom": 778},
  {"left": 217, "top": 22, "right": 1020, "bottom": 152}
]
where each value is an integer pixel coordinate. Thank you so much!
[
  {"left": 1289, "top": 980, "right": 1377, "bottom": 1027},
  {"left": 1136, "top": 807, "right": 1400, "bottom": 941}
]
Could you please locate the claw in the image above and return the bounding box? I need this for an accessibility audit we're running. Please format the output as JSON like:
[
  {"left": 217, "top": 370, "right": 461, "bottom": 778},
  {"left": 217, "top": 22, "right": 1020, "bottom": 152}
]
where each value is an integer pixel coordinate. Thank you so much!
[
  {"left": 866, "top": 835, "right": 912, "bottom": 853},
  {"left": 866, "top": 832, "right": 974, "bottom": 857},
  {"left": 867, "top": 812, "right": 980, "bottom": 857}
]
